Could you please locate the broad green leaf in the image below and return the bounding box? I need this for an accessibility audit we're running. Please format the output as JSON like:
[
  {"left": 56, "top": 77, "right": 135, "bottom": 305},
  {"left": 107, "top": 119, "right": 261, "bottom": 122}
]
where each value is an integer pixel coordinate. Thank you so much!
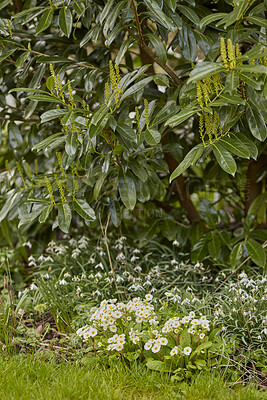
[
  {"left": 170, "top": 144, "right": 203, "bottom": 182},
  {"left": 217, "top": 1, "right": 248, "bottom": 28},
  {"left": 65, "top": 132, "right": 78, "bottom": 156},
  {"left": 58, "top": 203, "right": 71, "bottom": 233},
  {"left": 246, "top": 104, "right": 267, "bottom": 141},
  {"left": 9, "top": 123, "right": 23, "bottom": 148},
  {"left": 135, "top": 178, "right": 150, "bottom": 203},
  {"left": 93, "top": 173, "right": 107, "bottom": 200},
  {"left": 115, "top": 38, "right": 135, "bottom": 65},
  {"left": 187, "top": 62, "right": 226, "bottom": 84},
  {"left": 146, "top": 360, "right": 171, "bottom": 372},
  {"left": 219, "top": 135, "right": 250, "bottom": 159},
  {"left": 219, "top": 93, "right": 245, "bottom": 106},
  {"left": 91, "top": 104, "right": 109, "bottom": 126},
  {"left": 121, "top": 77, "right": 154, "bottom": 100},
  {"left": 246, "top": 16, "right": 267, "bottom": 29},
  {"left": 118, "top": 170, "right": 136, "bottom": 210},
  {"left": 230, "top": 242, "right": 244, "bottom": 267},
  {"left": 36, "top": 9, "right": 54, "bottom": 34},
  {"left": 19, "top": 204, "right": 48, "bottom": 227},
  {"left": 177, "top": 5, "right": 200, "bottom": 26},
  {"left": 109, "top": 197, "right": 121, "bottom": 227},
  {"left": 73, "top": 199, "right": 96, "bottom": 220},
  {"left": 234, "top": 64, "right": 267, "bottom": 75},
  {"left": 180, "top": 329, "right": 191, "bottom": 348},
  {"left": 116, "top": 122, "right": 137, "bottom": 141},
  {"left": 231, "top": 133, "right": 258, "bottom": 160},
  {"left": 248, "top": 193, "right": 267, "bottom": 224},
  {"left": 212, "top": 142, "right": 237, "bottom": 176},
  {"left": 0, "top": 191, "right": 22, "bottom": 222},
  {"left": 59, "top": 7, "right": 73, "bottom": 38},
  {"left": 27, "top": 95, "right": 62, "bottom": 103},
  {"left": 165, "top": 106, "right": 200, "bottom": 127},
  {"left": 39, "top": 205, "right": 53, "bottom": 223},
  {"left": 239, "top": 73, "right": 262, "bottom": 90},
  {"left": 146, "top": 33, "right": 167, "bottom": 64},
  {"left": 144, "top": 128, "right": 161, "bottom": 146},
  {"left": 208, "top": 232, "right": 221, "bottom": 260},
  {"left": 246, "top": 239, "right": 266, "bottom": 267},
  {"left": 199, "top": 13, "right": 227, "bottom": 29},
  {"left": 191, "top": 342, "right": 212, "bottom": 358},
  {"left": 143, "top": 0, "right": 175, "bottom": 31},
  {"left": 129, "top": 160, "right": 148, "bottom": 182},
  {"left": 41, "top": 109, "right": 68, "bottom": 123},
  {"left": 0, "top": 49, "right": 15, "bottom": 63},
  {"left": 32, "top": 132, "right": 65, "bottom": 151}
]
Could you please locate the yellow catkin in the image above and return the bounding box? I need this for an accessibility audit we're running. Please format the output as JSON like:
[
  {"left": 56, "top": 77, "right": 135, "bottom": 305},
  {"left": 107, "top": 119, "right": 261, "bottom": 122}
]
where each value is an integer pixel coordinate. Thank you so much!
[
  {"left": 115, "top": 64, "right": 122, "bottom": 96},
  {"left": 16, "top": 162, "right": 27, "bottom": 188},
  {"left": 68, "top": 80, "right": 75, "bottom": 107},
  {"left": 250, "top": 59, "right": 255, "bottom": 65},
  {"left": 45, "top": 177, "right": 55, "bottom": 205},
  {"left": 105, "top": 82, "right": 110, "bottom": 102},
  {"left": 144, "top": 99, "right": 149, "bottom": 128},
  {"left": 135, "top": 107, "right": 141, "bottom": 134},
  {"left": 220, "top": 37, "right": 228, "bottom": 66},
  {"left": 71, "top": 164, "right": 79, "bottom": 197},
  {"left": 201, "top": 82, "right": 210, "bottom": 106},
  {"left": 50, "top": 64, "right": 59, "bottom": 97},
  {"left": 8, "top": 20, "right": 12, "bottom": 39},
  {"left": 35, "top": 159, "right": 38, "bottom": 175},
  {"left": 204, "top": 114, "right": 212, "bottom": 144},
  {"left": 56, "top": 176, "right": 66, "bottom": 204},
  {"left": 227, "top": 38, "right": 236, "bottom": 68},
  {"left": 56, "top": 152, "right": 66, "bottom": 177},
  {"left": 213, "top": 74, "right": 223, "bottom": 96},
  {"left": 25, "top": 162, "right": 33, "bottom": 181},
  {"left": 199, "top": 114, "right": 205, "bottom": 145},
  {"left": 204, "top": 77, "right": 212, "bottom": 94},
  {"left": 235, "top": 44, "right": 241, "bottom": 58},
  {"left": 196, "top": 82, "right": 203, "bottom": 108}
]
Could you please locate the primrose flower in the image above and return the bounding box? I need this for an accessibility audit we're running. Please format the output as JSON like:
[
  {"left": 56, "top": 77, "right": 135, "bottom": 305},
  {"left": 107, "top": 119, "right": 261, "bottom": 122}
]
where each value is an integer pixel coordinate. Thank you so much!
[
  {"left": 144, "top": 342, "right": 152, "bottom": 350},
  {"left": 170, "top": 347, "right": 179, "bottom": 356},
  {"left": 201, "top": 321, "right": 210, "bottom": 330},
  {"left": 145, "top": 294, "right": 153, "bottom": 301},
  {"left": 183, "top": 347, "right": 192, "bottom": 356},
  {"left": 199, "top": 333, "right": 205, "bottom": 339},
  {"left": 152, "top": 344, "right": 161, "bottom": 353},
  {"left": 159, "top": 337, "right": 168, "bottom": 346}
]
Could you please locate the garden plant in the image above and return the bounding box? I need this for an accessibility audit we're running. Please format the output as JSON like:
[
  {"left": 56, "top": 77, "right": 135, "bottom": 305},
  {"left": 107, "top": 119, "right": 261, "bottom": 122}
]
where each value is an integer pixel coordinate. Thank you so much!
[{"left": 0, "top": 0, "right": 266, "bottom": 398}]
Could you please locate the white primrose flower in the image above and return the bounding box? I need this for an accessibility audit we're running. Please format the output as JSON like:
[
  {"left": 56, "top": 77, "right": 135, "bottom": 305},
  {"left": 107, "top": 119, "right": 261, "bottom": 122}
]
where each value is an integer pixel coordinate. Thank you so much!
[
  {"left": 159, "top": 337, "right": 168, "bottom": 346},
  {"left": 170, "top": 347, "right": 179, "bottom": 356},
  {"left": 183, "top": 347, "right": 192, "bottom": 356},
  {"left": 199, "top": 333, "right": 205, "bottom": 339},
  {"left": 116, "top": 344, "right": 124, "bottom": 352},
  {"left": 201, "top": 321, "right": 210, "bottom": 330},
  {"left": 144, "top": 341, "right": 152, "bottom": 350},
  {"left": 181, "top": 316, "right": 191, "bottom": 324},
  {"left": 151, "top": 344, "right": 161, "bottom": 353},
  {"left": 145, "top": 294, "right": 153, "bottom": 301}
]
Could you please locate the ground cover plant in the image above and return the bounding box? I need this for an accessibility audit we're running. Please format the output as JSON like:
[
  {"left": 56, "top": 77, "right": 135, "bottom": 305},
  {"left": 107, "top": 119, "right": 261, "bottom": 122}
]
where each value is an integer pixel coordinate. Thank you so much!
[{"left": 0, "top": 0, "right": 267, "bottom": 398}]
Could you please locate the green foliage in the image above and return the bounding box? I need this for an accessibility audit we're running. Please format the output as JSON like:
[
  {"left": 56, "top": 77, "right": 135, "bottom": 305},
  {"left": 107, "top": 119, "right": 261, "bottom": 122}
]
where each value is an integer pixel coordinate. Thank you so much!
[{"left": 0, "top": 1, "right": 266, "bottom": 270}]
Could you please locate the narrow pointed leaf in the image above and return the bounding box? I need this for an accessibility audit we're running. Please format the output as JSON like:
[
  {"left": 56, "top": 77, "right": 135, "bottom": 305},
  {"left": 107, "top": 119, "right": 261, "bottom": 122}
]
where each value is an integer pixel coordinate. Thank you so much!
[
  {"left": 170, "top": 144, "right": 203, "bottom": 182},
  {"left": 73, "top": 199, "right": 96, "bottom": 220},
  {"left": 212, "top": 142, "right": 237, "bottom": 175}
]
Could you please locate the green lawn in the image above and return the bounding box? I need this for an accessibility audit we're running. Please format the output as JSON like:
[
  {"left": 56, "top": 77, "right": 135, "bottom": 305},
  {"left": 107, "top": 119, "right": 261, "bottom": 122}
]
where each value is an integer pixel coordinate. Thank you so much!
[{"left": 0, "top": 355, "right": 265, "bottom": 400}]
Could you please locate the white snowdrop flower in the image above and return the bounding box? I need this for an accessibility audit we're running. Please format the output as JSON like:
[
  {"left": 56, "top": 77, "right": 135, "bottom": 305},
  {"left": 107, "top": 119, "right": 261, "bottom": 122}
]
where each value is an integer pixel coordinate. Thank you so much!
[
  {"left": 18, "top": 290, "right": 25, "bottom": 298},
  {"left": 95, "top": 262, "right": 104, "bottom": 270},
  {"left": 58, "top": 279, "right": 67, "bottom": 285},
  {"left": 152, "top": 344, "right": 161, "bottom": 353},
  {"left": 43, "top": 273, "right": 50, "bottom": 279},
  {"left": 23, "top": 241, "right": 32, "bottom": 248},
  {"left": 170, "top": 347, "right": 179, "bottom": 356},
  {"left": 116, "top": 276, "right": 124, "bottom": 283},
  {"left": 38, "top": 255, "right": 46, "bottom": 262},
  {"left": 131, "top": 256, "right": 139, "bottom": 262},
  {"left": 64, "top": 273, "right": 71, "bottom": 278},
  {"left": 133, "top": 249, "right": 140, "bottom": 254},
  {"left": 30, "top": 283, "right": 38, "bottom": 290},
  {"left": 195, "top": 263, "right": 200, "bottom": 268},
  {"left": 181, "top": 299, "right": 191, "bottom": 305},
  {"left": 134, "top": 266, "right": 142, "bottom": 272},
  {"left": 95, "top": 272, "right": 102, "bottom": 278},
  {"left": 116, "top": 253, "right": 125, "bottom": 261},
  {"left": 171, "top": 259, "right": 178, "bottom": 265},
  {"left": 261, "top": 328, "right": 267, "bottom": 335},
  {"left": 89, "top": 257, "right": 95, "bottom": 264},
  {"left": 199, "top": 333, "right": 205, "bottom": 339},
  {"left": 183, "top": 347, "right": 192, "bottom": 356},
  {"left": 144, "top": 280, "right": 152, "bottom": 287},
  {"left": 93, "top": 290, "right": 101, "bottom": 296},
  {"left": 172, "top": 240, "right": 179, "bottom": 247}
]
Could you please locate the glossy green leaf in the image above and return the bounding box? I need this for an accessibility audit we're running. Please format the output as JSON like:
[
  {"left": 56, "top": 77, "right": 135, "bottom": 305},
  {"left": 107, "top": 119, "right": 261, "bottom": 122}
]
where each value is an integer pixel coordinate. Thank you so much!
[
  {"left": 116, "top": 122, "right": 137, "bottom": 141},
  {"left": 118, "top": 170, "right": 136, "bottom": 210},
  {"left": 177, "top": 5, "right": 200, "bottom": 26},
  {"left": 187, "top": 62, "right": 226, "bottom": 84},
  {"left": 170, "top": 144, "right": 203, "bottom": 182},
  {"left": 121, "top": 77, "right": 154, "bottom": 100},
  {"left": 41, "top": 109, "right": 68, "bottom": 123},
  {"left": 234, "top": 64, "right": 267, "bottom": 75},
  {"left": 9, "top": 123, "right": 23, "bottom": 148},
  {"left": 130, "top": 160, "right": 148, "bottom": 182},
  {"left": 36, "top": 9, "right": 53, "bottom": 34},
  {"left": 144, "top": 128, "right": 161, "bottom": 146},
  {"left": 231, "top": 133, "right": 258, "bottom": 160},
  {"left": 230, "top": 242, "right": 244, "bottom": 267},
  {"left": 39, "top": 205, "right": 53, "bottom": 223},
  {"left": 212, "top": 143, "right": 237, "bottom": 175},
  {"left": 143, "top": 0, "right": 175, "bottom": 31},
  {"left": 146, "top": 33, "right": 167, "bottom": 64},
  {"left": 199, "top": 13, "right": 227, "bottom": 29},
  {"left": 165, "top": 106, "right": 200, "bottom": 127},
  {"left": 219, "top": 135, "right": 250, "bottom": 159},
  {"left": 59, "top": 7, "right": 73, "bottom": 38},
  {"left": 32, "top": 132, "right": 65, "bottom": 152},
  {"left": 0, "top": 49, "right": 15, "bottom": 63},
  {"left": 73, "top": 199, "right": 96, "bottom": 220},
  {"left": 246, "top": 16, "right": 267, "bottom": 29},
  {"left": 246, "top": 239, "right": 266, "bottom": 267},
  {"left": 65, "top": 132, "right": 78, "bottom": 156},
  {"left": 58, "top": 203, "right": 71, "bottom": 233},
  {"left": 246, "top": 104, "right": 267, "bottom": 141}
]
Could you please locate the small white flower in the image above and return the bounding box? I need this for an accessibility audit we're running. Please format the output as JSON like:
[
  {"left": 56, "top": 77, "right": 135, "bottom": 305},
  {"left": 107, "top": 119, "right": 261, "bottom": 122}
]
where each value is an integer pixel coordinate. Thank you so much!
[
  {"left": 199, "top": 333, "right": 205, "bottom": 339},
  {"left": 30, "top": 283, "right": 38, "bottom": 290},
  {"left": 159, "top": 337, "right": 168, "bottom": 346},
  {"left": 183, "top": 347, "right": 192, "bottom": 356},
  {"left": 144, "top": 342, "right": 152, "bottom": 350},
  {"left": 151, "top": 344, "right": 161, "bottom": 353},
  {"left": 145, "top": 294, "right": 153, "bottom": 301},
  {"left": 170, "top": 347, "right": 178, "bottom": 356}
]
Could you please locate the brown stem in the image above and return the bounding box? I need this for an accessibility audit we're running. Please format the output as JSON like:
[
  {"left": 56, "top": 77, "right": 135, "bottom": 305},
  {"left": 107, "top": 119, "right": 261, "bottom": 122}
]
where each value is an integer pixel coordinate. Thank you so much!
[
  {"left": 129, "top": 0, "right": 181, "bottom": 86},
  {"left": 244, "top": 153, "right": 267, "bottom": 214}
]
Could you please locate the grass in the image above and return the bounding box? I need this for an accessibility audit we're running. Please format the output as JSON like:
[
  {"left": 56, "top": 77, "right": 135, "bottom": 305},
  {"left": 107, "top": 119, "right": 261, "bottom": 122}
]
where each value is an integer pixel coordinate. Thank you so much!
[{"left": 0, "top": 354, "right": 265, "bottom": 400}]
